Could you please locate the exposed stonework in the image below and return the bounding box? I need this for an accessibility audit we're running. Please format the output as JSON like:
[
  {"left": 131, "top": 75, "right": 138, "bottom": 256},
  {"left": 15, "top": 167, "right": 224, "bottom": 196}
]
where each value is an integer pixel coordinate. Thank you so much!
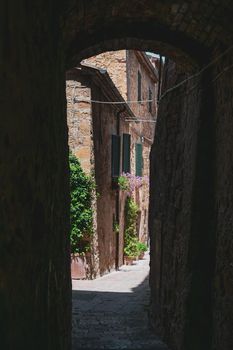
[
  {"left": 66, "top": 78, "right": 92, "bottom": 173},
  {"left": 83, "top": 50, "right": 158, "bottom": 245},
  {"left": 83, "top": 51, "right": 128, "bottom": 100},
  {"left": 66, "top": 67, "right": 132, "bottom": 276}
]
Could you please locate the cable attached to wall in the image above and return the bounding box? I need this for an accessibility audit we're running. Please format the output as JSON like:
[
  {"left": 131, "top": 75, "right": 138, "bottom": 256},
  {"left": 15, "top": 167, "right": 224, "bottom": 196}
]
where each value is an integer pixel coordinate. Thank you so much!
[{"left": 71, "top": 44, "right": 233, "bottom": 107}]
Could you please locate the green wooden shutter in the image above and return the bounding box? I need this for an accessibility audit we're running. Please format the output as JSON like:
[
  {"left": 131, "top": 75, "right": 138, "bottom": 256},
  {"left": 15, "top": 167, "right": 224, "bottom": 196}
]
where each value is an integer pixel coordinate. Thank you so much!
[
  {"left": 111, "top": 135, "right": 121, "bottom": 177},
  {"left": 122, "top": 134, "right": 131, "bottom": 173},
  {"left": 135, "top": 143, "right": 143, "bottom": 177}
]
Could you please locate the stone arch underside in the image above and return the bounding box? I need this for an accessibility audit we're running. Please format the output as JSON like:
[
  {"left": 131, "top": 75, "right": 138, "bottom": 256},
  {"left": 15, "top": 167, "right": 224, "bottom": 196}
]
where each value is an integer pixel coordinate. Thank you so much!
[
  {"left": 1, "top": 1, "right": 233, "bottom": 350},
  {"left": 63, "top": 0, "right": 233, "bottom": 68}
]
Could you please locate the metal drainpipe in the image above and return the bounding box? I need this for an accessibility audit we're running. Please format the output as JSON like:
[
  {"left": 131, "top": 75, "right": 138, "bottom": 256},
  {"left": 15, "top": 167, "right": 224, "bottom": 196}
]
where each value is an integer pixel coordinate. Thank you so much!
[
  {"left": 157, "top": 54, "right": 162, "bottom": 102},
  {"left": 115, "top": 107, "right": 126, "bottom": 270}
]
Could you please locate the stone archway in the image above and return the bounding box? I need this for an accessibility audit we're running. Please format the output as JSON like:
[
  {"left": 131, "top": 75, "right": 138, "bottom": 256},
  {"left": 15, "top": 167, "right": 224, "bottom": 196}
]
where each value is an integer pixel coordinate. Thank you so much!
[{"left": 1, "top": 1, "right": 233, "bottom": 349}]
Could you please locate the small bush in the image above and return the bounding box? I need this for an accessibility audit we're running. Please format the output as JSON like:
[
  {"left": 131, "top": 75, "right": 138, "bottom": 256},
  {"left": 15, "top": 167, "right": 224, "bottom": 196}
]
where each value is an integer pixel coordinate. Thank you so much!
[{"left": 137, "top": 242, "right": 147, "bottom": 253}]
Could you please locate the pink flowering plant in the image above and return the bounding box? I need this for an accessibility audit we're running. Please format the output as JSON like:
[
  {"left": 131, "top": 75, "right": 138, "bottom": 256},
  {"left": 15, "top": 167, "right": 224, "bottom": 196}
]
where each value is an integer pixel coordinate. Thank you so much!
[{"left": 118, "top": 172, "right": 149, "bottom": 195}]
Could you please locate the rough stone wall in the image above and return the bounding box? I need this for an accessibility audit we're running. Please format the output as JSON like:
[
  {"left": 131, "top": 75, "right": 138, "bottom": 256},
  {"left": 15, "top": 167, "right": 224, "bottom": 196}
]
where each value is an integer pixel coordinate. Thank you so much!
[
  {"left": 126, "top": 50, "right": 157, "bottom": 243},
  {"left": 82, "top": 51, "right": 127, "bottom": 100},
  {"left": 149, "top": 53, "right": 233, "bottom": 350},
  {"left": 66, "top": 73, "right": 92, "bottom": 173},
  {"left": 211, "top": 48, "right": 233, "bottom": 350},
  {"left": 91, "top": 84, "right": 130, "bottom": 275},
  {"left": 66, "top": 70, "right": 100, "bottom": 279},
  {"left": 2, "top": 2, "right": 233, "bottom": 350},
  {"left": 83, "top": 50, "right": 157, "bottom": 245},
  {"left": 149, "top": 60, "right": 200, "bottom": 350},
  {"left": 0, "top": 2, "right": 71, "bottom": 349},
  {"left": 127, "top": 50, "right": 157, "bottom": 141}
]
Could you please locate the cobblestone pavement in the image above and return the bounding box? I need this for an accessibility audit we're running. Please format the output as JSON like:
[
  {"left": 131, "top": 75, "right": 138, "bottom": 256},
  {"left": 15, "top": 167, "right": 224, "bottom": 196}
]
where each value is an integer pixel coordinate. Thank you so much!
[{"left": 72, "top": 252, "right": 169, "bottom": 349}]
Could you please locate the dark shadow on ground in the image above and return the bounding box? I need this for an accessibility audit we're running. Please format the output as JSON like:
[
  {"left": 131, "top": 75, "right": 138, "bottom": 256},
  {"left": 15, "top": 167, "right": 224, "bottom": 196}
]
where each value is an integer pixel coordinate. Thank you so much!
[{"left": 72, "top": 274, "right": 168, "bottom": 350}]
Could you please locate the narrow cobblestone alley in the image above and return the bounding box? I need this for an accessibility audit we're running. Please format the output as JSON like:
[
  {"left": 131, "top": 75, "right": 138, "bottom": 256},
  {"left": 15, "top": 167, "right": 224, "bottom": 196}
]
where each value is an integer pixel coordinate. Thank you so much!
[{"left": 72, "top": 253, "right": 169, "bottom": 349}]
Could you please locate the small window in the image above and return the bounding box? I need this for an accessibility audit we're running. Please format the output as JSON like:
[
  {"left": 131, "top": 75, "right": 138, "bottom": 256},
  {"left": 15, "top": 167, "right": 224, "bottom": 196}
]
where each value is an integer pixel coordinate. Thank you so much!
[
  {"left": 111, "top": 135, "right": 121, "bottom": 177},
  {"left": 137, "top": 71, "right": 142, "bottom": 102},
  {"left": 122, "top": 134, "right": 131, "bottom": 173},
  {"left": 135, "top": 143, "right": 143, "bottom": 177},
  {"left": 148, "top": 87, "right": 152, "bottom": 113}
]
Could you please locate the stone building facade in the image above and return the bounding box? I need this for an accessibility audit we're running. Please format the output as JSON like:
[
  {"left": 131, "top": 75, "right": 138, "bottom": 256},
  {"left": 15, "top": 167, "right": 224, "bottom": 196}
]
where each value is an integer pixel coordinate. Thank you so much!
[
  {"left": 67, "top": 51, "right": 158, "bottom": 277},
  {"left": 83, "top": 50, "right": 158, "bottom": 244}
]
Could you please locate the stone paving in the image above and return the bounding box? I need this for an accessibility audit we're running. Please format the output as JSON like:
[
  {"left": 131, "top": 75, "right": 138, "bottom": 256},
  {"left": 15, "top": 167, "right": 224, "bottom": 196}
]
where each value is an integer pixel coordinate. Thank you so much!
[{"left": 72, "top": 252, "right": 169, "bottom": 349}]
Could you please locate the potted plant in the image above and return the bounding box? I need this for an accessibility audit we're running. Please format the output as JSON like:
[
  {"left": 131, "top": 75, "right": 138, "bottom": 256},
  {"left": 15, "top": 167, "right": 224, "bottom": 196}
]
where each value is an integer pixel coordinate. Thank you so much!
[
  {"left": 124, "top": 237, "right": 140, "bottom": 265},
  {"left": 137, "top": 242, "right": 148, "bottom": 259}
]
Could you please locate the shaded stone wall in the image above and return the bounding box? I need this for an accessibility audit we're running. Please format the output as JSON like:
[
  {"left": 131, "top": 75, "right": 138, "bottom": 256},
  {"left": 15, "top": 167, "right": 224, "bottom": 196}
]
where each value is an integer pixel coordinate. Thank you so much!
[
  {"left": 0, "top": 1, "right": 71, "bottom": 349},
  {"left": 211, "top": 48, "right": 233, "bottom": 350},
  {"left": 149, "top": 60, "right": 201, "bottom": 350},
  {"left": 1, "top": 1, "right": 233, "bottom": 349},
  {"left": 149, "top": 53, "right": 233, "bottom": 350}
]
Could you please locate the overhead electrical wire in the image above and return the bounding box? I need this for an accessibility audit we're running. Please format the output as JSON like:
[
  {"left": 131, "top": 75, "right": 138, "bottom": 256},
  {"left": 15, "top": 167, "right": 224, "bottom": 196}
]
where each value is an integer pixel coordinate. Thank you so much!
[{"left": 71, "top": 44, "right": 233, "bottom": 107}]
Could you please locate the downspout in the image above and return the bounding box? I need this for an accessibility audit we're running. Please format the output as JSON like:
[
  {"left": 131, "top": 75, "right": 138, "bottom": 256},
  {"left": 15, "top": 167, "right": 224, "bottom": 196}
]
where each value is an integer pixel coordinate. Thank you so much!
[
  {"left": 157, "top": 54, "right": 162, "bottom": 102},
  {"left": 115, "top": 106, "right": 126, "bottom": 270}
]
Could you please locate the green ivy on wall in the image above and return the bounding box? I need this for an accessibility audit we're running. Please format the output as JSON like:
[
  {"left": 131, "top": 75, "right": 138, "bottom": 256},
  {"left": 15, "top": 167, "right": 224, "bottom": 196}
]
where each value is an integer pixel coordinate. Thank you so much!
[
  {"left": 69, "top": 152, "right": 95, "bottom": 254},
  {"left": 124, "top": 197, "right": 141, "bottom": 257}
]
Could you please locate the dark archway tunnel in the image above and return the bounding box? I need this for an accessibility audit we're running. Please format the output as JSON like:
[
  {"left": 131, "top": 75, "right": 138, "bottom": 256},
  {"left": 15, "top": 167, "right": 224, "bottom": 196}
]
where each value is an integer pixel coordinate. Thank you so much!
[{"left": 1, "top": 1, "right": 233, "bottom": 350}]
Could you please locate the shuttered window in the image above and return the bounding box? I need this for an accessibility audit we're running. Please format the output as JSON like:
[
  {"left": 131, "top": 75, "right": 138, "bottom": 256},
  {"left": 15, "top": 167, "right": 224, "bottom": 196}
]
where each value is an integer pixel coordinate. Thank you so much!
[
  {"left": 111, "top": 135, "right": 121, "bottom": 177},
  {"left": 135, "top": 143, "right": 143, "bottom": 177},
  {"left": 122, "top": 133, "right": 131, "bottom": 173}
]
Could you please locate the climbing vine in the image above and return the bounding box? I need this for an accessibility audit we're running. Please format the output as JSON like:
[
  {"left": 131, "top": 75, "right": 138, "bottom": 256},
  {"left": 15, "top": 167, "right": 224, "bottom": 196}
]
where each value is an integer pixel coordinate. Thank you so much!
[
  {"left": 69, "top": 152, "right": 95, "bottom": 254},
  {"left": 119, "top": 173, "right": 148, "bottom": 257},
  {"left": 124, "top": 197, "right": 141, "bottom": 257}
]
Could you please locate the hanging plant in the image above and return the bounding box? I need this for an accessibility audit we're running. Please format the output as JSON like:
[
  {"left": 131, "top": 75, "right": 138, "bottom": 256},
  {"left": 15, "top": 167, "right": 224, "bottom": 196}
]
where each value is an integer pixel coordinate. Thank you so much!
[{"left": 118, "top": 172, "right": 149, "bottom": 195}]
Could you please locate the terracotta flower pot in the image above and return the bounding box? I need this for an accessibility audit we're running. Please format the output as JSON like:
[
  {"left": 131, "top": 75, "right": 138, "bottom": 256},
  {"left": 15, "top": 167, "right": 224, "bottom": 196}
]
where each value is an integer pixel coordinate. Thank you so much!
[
  {"left": 124, "top": 256, "right": 135, "bottom": 265},
  {"left": 71, "top": 254, "right": 87, "bottom": 279},
  {"left": 139, "top": 252, "right": 145, "bottom": 259}
]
